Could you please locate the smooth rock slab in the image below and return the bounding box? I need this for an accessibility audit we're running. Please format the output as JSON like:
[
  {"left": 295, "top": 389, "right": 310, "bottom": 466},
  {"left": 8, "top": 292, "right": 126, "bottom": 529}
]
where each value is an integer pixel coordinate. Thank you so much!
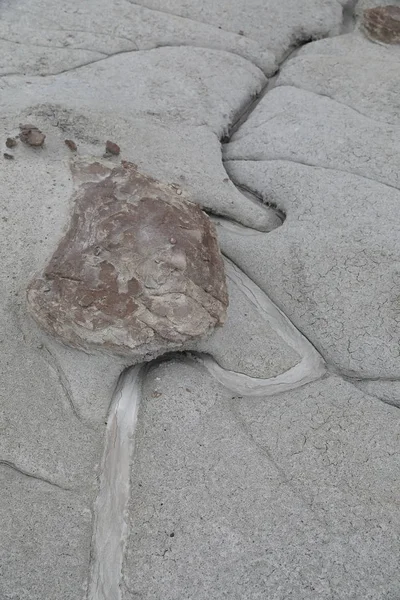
[
  {"left": 123, "top": 361, "right": 400, "bottom": 600},
  {"left": 362, "top": 5, "right": 400, "bottom": 44},
  {"left": 27, "top": 160, "right": 228, "bottom": 362}
]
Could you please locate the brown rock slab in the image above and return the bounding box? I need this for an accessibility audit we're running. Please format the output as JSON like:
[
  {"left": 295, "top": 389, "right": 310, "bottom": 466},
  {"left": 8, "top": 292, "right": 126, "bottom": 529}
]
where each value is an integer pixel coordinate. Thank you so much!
[
  {"left": 27, "top": 160, "right": 228, "bottom": 362},
  {"left": 363, "top": 5, "right": 400, "bottom": 44}
]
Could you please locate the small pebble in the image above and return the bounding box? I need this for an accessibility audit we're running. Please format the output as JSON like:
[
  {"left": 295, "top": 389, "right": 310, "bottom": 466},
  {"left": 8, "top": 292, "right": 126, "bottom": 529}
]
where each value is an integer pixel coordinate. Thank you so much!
[
  {"left": 105, "top": 140, "right": 120, "bottom": 156},
  {"left": 6, "top": 137, "right": 17, "bottom": 148},
  {"left": 19, "top": 124, "right": 46, "bottom": 147},
  {"left": 65, "top": 139, "right": 77, "bottom": 151},
  {"left": 3, "top": 153, "right": 14, "bottom": 160}
]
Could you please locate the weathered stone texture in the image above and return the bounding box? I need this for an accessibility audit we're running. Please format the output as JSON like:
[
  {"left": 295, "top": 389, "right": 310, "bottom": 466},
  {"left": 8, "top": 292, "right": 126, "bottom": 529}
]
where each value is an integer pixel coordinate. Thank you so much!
[
  {"left": 27, "top": 160, "right": 228, "bottom": 362},
  {"left": 363, "top": 5, "right": 400, "bottom": 43}
]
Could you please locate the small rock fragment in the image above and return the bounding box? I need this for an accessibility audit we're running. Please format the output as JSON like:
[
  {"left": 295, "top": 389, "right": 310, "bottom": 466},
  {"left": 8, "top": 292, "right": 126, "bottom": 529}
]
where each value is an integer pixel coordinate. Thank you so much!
[
  {"left": 65, "top": 139, "right": 77, "bottom": 152},
  {"left": 3, "top": 153, "right": 14, "bottom": 160},
  {"left": 363, "top": 5, "right": 400, "bottom": 44},
  {"left": 19, "top": 124, "right": 46, "bottom": 147},
  {"left": 105, "top": 140, "right": 120, "bottom": 156},
  {"left": 6, "top": 137, "right": 17, "bottom": 148}
]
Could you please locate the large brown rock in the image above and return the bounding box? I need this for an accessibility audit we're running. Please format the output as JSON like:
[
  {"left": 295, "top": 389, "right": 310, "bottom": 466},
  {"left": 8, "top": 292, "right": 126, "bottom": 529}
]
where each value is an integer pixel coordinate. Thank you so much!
[{"left": 27, "top": 160, "right": 228, "bottom": 362}]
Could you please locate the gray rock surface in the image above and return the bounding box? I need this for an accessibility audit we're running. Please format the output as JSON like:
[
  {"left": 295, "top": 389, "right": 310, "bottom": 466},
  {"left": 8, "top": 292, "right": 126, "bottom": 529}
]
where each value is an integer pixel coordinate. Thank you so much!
[
  {"left": 0, "top": 0, "right": 277, "bottom": 75},
  {"left": 1, "top": 469, "right": 92, "bottom": 600},
  {"left": 220, "top": 161, "right": 400, "bottom": 378},
  {"left": 27, "top": 160, "right": 228, "bottom": 361},
  {"left": 1, "top": 0, "right": 400, "bottom": 597},
  {"left": 132, "top": 0, "right": 343, "bottom": 63},
  {"left": 0, "top": 46, "right": 266, "bottom": 138},
  {"left": 196, "top": 266, "right": 301, "bottom": 378},
  {"left": 355, "top": 379, "right": 400, "bottom": 409},
  {"left": 276, "top": 38, "right": 400, "bottom": 124},
  {"left": 123, "top": 360, "right": 400, "bottom": 600}
]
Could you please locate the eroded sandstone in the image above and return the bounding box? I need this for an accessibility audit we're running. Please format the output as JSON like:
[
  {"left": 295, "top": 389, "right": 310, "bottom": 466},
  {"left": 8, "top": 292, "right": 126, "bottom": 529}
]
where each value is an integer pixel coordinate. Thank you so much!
[{"left": 27, "top": 160, "right": 228, "bottom": 362}]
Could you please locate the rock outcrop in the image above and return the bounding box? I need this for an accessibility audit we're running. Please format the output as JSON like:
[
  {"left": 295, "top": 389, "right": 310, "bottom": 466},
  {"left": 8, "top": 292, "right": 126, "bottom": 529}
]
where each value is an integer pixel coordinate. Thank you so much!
[{"left": 27, "top": 160, "right": 228, "bottom": 362}]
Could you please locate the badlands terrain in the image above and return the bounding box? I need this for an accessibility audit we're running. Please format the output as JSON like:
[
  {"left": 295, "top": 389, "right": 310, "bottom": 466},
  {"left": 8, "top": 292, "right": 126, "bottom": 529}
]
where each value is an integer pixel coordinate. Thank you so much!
[{"left": 0, "top": 0, "right": 399, "bottom": 598}]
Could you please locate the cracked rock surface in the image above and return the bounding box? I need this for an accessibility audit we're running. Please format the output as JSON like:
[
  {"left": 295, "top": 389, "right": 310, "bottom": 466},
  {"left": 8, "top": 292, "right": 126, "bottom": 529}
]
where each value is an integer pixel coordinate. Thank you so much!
[
  {"left": 124, "top": 361, "right": 400, "bottom": 600},
  {"left": 0, "top": 0, "right": 400, "bottom": 598}
]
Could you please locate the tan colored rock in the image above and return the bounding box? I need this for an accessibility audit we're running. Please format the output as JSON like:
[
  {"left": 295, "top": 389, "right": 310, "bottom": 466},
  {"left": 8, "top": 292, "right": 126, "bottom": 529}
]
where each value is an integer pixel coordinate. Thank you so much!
[
  {"left": 363, "top": 5, "right": 400, "bottom": 43},
  {"left": 27, "top": 160, "right": 228, "bottom": 362}
]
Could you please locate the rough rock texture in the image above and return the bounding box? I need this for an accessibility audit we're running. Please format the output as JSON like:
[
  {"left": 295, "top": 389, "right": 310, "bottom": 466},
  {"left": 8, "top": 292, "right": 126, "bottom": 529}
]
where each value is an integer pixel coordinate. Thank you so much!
[
  {"left": 363, "top": 5, "right": 400, "bottom": 43},
  {"left": 220, "top": 161, "right": 400, "bottom": 379},
  {"left": 196, "top": 266, "right": 301, "bottom": 378},
  {"left": 277, "top": 36, "right": 400, "bottom": 124},
  {"left": 123, "top": 361, "right": 400, "bottom": 600},
  {"left": 19, "top": 123, "right": 46, "bottom": 147},
  {"left": 0, "top": 46, "right": 266, "bottom": 139},
  {"left": 0, "top": 14, "right": 274, "bottom": 597},
  {"left": 0, "top": 0, "right": 345, "bottom": 77},
  {"left": 0, "top": 0, "right": 277, "bottom": 75},
  {"left": 224, "top": 85, "right": 400, "bottom": 190},
  {"left": 27, "top": 160, "right": 228, "bottom": 361},
  {"left": 132, "top": 0, "right": 343, "bottom": 63},
  {"left": 221, "top": 28, "right": 400, "bottom": 381}
]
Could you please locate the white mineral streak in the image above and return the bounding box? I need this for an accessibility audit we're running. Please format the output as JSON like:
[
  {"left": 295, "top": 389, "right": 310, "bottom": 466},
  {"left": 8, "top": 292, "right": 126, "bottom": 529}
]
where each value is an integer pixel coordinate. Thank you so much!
[
  {"left": 88, "top": 365, "right": 144, "bottom": 600},
  {"left": 197, "top": 258, "right": 326, "bottom": 396}
]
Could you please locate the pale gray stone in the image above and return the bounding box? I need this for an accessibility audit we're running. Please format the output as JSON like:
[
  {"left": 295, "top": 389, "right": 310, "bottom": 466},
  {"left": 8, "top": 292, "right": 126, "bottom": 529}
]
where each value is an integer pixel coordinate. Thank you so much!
[
  {"left": 1, "top": 0, "right": 399, "bottom": 597},
  {"left": 0, "top": 46, "right": 266, "bottom": 138},
  {"left": 131, "top": 0, "right": 343, "bottom": 63},
  {"left": 220, "top": 160, "right": 400, "bottom": 378},
  {"left": 122, "top": 360, "right": 400, "bottom": 600},
  {"left": 297, "top": 27, "right": 400, "bottom": 58},
  {"left": 27, "top": 160, "right": 228, "bottom": 362},
  {"left": 354, "top": 380, "right": 400, "bottom": 409},
  {"left": 195, "top": 267, "right": 301, "bottom": 378},
  {"left": 0, "top": 467, "right": 93, "bottom": 600},
  {"left": 224, "top": 85, "right": 400, "bottom": 190},
  {"left": 276, "top": 36, "right": 400, "bottom": 124}
]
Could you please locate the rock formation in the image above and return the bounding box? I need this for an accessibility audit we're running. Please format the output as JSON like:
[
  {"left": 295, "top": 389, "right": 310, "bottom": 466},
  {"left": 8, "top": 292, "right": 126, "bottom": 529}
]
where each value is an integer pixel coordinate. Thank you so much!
[{"left": 27, "top": 160, "right": 228, "bottom": 362}]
